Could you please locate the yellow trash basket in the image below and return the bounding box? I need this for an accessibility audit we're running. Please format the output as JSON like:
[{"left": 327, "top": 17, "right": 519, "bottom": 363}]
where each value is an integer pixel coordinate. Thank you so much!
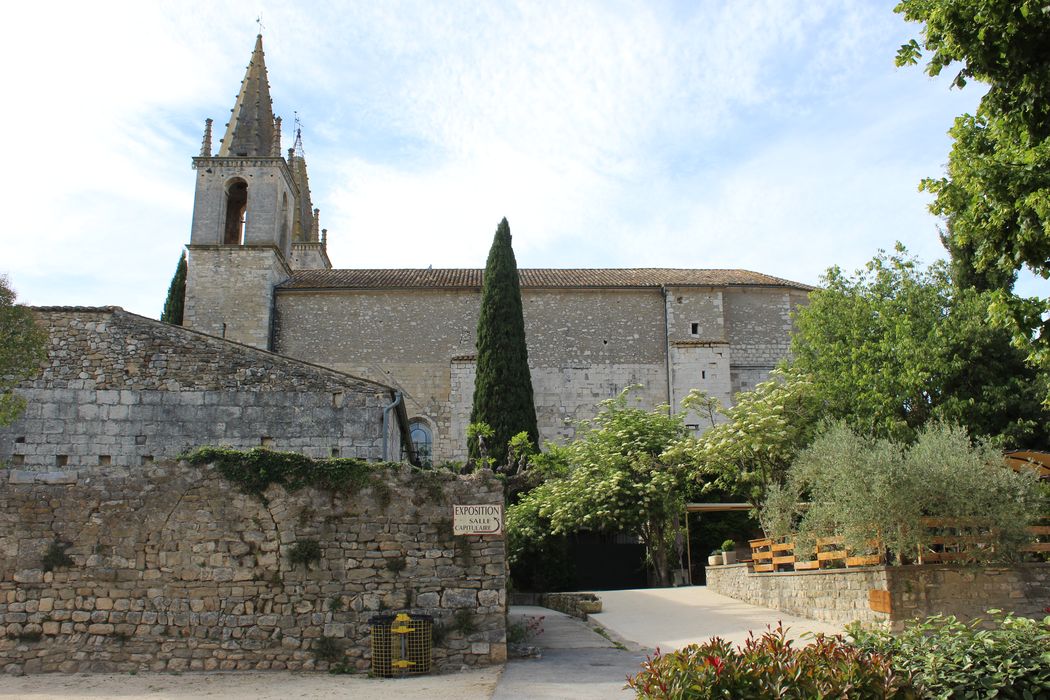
[{"left": 370, "top": 612, "right": 433, "bottom": 677}]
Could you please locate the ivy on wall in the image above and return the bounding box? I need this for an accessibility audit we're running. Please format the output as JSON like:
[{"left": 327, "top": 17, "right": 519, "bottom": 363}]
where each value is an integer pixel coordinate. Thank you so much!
[{"left": 181, "top": 446, "right": 400, "bottom": 500}]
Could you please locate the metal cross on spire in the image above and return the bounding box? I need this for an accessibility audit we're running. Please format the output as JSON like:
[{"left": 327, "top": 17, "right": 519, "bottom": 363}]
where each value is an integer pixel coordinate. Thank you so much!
[
  {"left": 293, "top": 112, "right": 306, "bottom": 157},
  {"left": 256, "top": 14, "right": 265, "bottom": 33}
]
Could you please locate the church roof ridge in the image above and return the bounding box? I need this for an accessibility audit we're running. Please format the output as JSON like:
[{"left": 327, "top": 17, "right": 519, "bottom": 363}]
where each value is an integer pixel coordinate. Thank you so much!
[
  {"left": 217, "top": 34, "right": 276, "bottom": 158},
  {"left": 280, "top": 268, "right": 815, "bottom": 291}
]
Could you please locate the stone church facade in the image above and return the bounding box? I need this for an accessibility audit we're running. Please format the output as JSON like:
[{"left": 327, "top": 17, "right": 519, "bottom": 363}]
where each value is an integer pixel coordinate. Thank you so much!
[{"left": 184, "top": 35, "right": 812, "bottom": 465}]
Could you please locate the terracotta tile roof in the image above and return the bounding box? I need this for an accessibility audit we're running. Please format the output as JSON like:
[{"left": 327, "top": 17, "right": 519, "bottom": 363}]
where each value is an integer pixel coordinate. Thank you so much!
[{"left": 281, "top": 268, "right": 814, "bottom": 291}]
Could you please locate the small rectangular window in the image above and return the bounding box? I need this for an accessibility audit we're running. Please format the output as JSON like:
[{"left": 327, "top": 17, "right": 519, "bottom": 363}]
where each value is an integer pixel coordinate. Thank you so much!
[
  {"left": 701, "top": 370, "right": 706, "bottom": 379},
  {"left": 260, "top": 436, "right": 273, "bottom": 447},
  {"left": 56, "top": 455, "right": 68, "bottom": 467},
  {"left": 141, "top": 455, "right": 154, "bottom": 465},
  {"left": 98, "top": 455, "right": 111, "bottom": 466},
  {"left": 135, "top": 435, "right": 147, "bottom": 445},
  {"left": 690, "top": 322, "right": 700, "bottom": 336},
  {"left": 14, "top": 436, "right": 25, "bottom": 444},
  {"left": 330, "top": 447, "right": 341, "bottom": 458}
]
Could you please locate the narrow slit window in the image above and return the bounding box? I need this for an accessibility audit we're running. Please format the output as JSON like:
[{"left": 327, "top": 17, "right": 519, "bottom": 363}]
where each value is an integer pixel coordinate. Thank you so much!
[{"left": 690, "top": 322, "right": 700, "bottom": 336}]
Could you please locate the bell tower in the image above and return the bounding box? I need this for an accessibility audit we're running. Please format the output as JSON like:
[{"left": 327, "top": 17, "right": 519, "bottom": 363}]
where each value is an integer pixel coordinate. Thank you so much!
[{"left": 183, "top": 34, "right": 296, "bottom": 350}]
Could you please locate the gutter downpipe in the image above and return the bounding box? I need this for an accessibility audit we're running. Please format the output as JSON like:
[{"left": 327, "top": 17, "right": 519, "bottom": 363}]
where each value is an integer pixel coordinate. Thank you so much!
[
  {"left": 661, "top": 286, "right": 674, "bottom": 415},
  {"left": 382, "top": 391, "right": 403, "bottom": 461}
]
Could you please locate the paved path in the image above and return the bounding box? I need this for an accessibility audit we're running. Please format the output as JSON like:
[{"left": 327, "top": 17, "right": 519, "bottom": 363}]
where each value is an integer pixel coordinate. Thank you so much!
[
  {"left": 592, "top": 586, "right": 842, "bottom": 650},
  {"left": 493, "top": 606, "right": 647, "bottom": 699}
]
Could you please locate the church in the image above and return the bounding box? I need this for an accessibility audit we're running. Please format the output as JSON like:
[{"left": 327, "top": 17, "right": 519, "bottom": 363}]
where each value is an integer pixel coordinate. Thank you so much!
[{"left": 184, "top": 34, "right": 812, "bottom": 465}]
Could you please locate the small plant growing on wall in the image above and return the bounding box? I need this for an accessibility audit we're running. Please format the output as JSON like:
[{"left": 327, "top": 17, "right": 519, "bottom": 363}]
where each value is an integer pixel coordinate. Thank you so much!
[
  {"left": 313, "top": 635, "right": 343, "bottom": 663},
  {"left": 432, "top": 620, "right": 449, "bottom": 646},
  {"left": 287, "top": 539, "right": 322, "bottom": 567},
  {"left": 385, "top": 556, "right": 406, "bottom": 574},
  {"left": 328, "top": 597, "right": 344, "bottom": 612},
  {"left": 452, "top": 609, "right": 477, "bottom": 636},
  {"left": 435, "top": 519, "right": 454, "bottom": 542},
  {"left": 41, "top": 540, "right": 74, "bottom": 572}
]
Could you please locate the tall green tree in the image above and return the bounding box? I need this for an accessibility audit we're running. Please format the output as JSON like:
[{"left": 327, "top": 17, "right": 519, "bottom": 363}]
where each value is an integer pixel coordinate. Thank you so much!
[
  {"left": 469, "top": 218, "right": 538, "bottom": 465},
  {"left": 161, "top": 251, "right": 187, "bottom": 325},
  {"left": 0, "top": 276, "right": 47, "bottom": 426},
  {"left": 895, "top": 0, "right": 1050, "bottom": 386},
  {"left": 791, "top": 247, "right": 1048, "bottom": 447}
]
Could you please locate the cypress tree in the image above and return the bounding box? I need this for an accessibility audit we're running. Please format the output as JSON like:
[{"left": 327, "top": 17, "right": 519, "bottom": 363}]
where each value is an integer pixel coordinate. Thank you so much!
[
  {"left": 469, "top": 218, "right": 539, "bottom": 464},
  {"left": 161, "top": 251, "right": 187, "bottom": 325}
]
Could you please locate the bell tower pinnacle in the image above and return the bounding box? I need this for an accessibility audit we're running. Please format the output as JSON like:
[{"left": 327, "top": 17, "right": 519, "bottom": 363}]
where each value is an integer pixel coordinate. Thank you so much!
[{"left": 182, "top": 33, "right": 296, "bottom": 350}]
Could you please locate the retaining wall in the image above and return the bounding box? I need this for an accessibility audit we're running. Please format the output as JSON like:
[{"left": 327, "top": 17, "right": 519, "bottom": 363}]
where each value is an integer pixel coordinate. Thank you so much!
[
  {"left": 706, "top": 562, "right": 1050, "bottom": 631},
  {"left": 0, "top": 461, "right": 506, "bottom": 674}
]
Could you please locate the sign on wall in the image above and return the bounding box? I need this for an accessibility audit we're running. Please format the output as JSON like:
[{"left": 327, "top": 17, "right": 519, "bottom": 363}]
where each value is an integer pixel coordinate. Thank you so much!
[{"left": 453, "top": 504, "right": 503, "bottom": 535}]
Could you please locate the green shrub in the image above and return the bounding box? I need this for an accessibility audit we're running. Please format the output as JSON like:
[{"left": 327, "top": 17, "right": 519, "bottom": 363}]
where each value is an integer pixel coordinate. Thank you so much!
[
  {"left": 627, "top": 625, "right": 915, "bottom": 699},
  {"left": 720, "top": 539, "right": 735, "bottom": 552},
  {"left": 848, "top": 611, "right": 1050, "bottom": 699},
  {"left": 287, "top": 539, "right": 322, "bottom": 567},
  {"left": 41, "top": 540, "right": 74, "bottom": 572},
  {"left": 762, "top": 422, "right": 1043, "bottom": 563}
]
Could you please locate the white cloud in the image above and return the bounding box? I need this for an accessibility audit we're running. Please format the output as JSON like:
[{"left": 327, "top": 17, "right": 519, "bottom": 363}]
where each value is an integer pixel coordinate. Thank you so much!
[{"left": 4, "top": 0, "right": 1039, "bottom": 318}]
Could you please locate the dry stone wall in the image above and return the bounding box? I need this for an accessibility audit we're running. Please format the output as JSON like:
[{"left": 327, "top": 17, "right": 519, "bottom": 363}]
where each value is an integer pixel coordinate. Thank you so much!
[
  {"left": 0, "top": 308, "right": 402, "bottom": 470},
  {"left": 0, "top": 461, "right": 506, "bottom": 674},
  {"left": 706, "top": 562, "right": 1050, "bottom": 631}
]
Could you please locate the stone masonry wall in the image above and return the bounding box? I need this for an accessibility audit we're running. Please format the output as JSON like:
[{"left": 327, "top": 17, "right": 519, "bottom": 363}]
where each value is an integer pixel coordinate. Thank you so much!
[
  {"left": 706, "top": 562, "right": 1050, "bottom": 631},
  {"left": 275, "top": 285, "right": 804, "bottom": 462},
  {"left": 706, "top": 564, "right": 892, "bottom": 628},
  {"left": 0, "top": 461, "right": 506, "bottom": 674},
  {"left": 0, "top": 308, "right": 402, "bottom": 470},
  {"left": 185, "top": 246, "right": 291, "bottom": 350},
  {"left": 275, "top": 288, "right": 672, "bottom": 462}
]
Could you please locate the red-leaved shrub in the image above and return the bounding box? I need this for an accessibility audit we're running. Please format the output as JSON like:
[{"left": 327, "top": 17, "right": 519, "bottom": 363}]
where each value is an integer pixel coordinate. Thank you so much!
[{"left": 626, "top": 624, "right": 917, "bottom": 699}]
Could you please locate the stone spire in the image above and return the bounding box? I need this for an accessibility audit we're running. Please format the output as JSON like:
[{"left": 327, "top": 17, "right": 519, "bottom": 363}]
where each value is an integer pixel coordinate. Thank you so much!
[
  {"left": 217, "top": 34, "right": 276, "bottom": 157},
  {"left": 289, "top": 128, "right": 316, "bottom": 242},
  {"left": 199, "top": 118, "right": 213, "bottom": 157}
]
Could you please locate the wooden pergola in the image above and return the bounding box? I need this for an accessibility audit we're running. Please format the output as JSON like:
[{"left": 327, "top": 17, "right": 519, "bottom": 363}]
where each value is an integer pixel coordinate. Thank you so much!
[{"left": 682, "top": 502, "right": 753, "bottom": 585}]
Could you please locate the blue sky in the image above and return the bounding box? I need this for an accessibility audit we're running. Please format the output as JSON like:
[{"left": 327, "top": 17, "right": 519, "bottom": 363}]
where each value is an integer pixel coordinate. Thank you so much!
[{"left": 2, "top": 0, "right": 1043, "bottom": 317}]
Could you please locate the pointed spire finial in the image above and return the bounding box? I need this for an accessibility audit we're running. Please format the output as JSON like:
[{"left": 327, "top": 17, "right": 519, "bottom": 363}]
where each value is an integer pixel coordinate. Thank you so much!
[
  {"left": 200, "top": 118, "right": 213, "bottom": 157},
  {"left": 272, "top": 116, "right": 282, "bottom": 157},
  {"left": 217, "top": 33, "right": 275, "bottom": 157},
  {"left": 312, "top": 208, "right": 321, "bottom": 243}
]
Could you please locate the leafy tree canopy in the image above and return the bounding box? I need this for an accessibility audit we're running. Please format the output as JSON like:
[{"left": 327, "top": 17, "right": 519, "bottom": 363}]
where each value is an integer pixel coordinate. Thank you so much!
[
  {"left": 895, "top": 0, "right": 1050, "bottom": 384},
  {"left": 791, "top": 246, "right": 1048, "bottom": 447},
  {"left": 671, "top": 368, "right": 823, "bottom": 505},
  {"left": 469, "top": 218, "right": 538, "bottom": 466},
  {"left": 0, "top": 276, "right": 47, "bottom": 426},
  {"left": 507, "top": 388, "right": 693, "bottom": 587}
]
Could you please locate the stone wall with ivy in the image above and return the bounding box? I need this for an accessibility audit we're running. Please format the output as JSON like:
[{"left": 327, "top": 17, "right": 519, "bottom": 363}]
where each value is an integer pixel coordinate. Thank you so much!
[{"left": 0, "top": 459, "right": 506, "bottom": 674}]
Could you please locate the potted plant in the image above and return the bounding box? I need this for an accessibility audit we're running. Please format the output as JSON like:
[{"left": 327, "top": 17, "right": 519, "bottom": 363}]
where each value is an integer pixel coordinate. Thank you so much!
[
  {"left": 721, "top": 539, "right": 737, "bottom": 565},
  {"left": 708, "top": 549, "right": 722, "bottom": 566}
]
